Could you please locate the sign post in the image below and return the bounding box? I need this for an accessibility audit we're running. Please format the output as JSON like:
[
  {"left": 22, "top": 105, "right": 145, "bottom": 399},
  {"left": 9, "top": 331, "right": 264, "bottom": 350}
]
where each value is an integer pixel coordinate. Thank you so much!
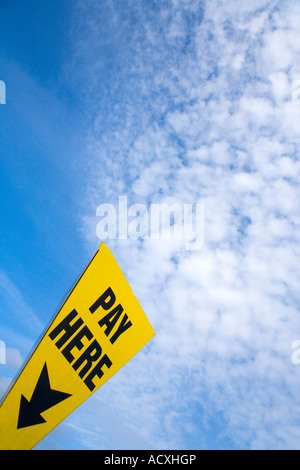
[{"left": 0, "top": 243, "right": 155, "bottom": 450}]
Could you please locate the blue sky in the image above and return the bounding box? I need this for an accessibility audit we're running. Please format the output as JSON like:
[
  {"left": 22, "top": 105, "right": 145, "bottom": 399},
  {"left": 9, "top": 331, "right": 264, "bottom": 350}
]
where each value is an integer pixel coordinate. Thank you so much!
[{"left": 1, "top": 0, "right": 300, "bottom": 450}]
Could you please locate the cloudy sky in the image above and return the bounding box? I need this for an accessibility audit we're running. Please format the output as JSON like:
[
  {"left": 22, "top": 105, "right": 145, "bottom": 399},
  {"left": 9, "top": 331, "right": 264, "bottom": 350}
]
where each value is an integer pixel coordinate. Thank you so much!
[{"left": 1, "top": 0, "right": 300, "bottom": 450}]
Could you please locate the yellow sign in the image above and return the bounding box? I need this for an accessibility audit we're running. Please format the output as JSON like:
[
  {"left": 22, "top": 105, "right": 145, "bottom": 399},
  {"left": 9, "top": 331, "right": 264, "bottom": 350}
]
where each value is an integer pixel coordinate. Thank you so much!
[{"left": 0, "top": 243, "right": 155, "bottom": 450}]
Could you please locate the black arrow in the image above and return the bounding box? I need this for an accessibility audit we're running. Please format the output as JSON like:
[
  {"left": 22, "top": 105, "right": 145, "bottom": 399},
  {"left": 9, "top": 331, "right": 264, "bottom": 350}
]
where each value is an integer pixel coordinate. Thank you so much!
[{"left": 17, "top": 362, "right": 72, "bottom": 429}]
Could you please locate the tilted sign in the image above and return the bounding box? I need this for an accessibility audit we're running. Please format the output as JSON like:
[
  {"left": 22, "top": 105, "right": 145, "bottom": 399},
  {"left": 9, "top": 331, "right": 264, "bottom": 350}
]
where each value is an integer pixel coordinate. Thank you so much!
[{"left": 0, "top": 243, "right": 155, "bottom": 450}]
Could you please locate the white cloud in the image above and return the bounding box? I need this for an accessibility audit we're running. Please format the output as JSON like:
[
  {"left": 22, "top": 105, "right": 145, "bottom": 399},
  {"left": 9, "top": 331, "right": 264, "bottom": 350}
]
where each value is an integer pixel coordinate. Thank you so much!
[{"left": 71, "top": 0, "right": 300, "bottom": 450}]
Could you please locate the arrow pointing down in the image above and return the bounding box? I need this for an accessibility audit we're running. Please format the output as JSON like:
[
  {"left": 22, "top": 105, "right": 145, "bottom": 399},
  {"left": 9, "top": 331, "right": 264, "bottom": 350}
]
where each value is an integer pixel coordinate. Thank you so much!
[{"left": 17, "top": 362, "right": 72, "bottom": 429}]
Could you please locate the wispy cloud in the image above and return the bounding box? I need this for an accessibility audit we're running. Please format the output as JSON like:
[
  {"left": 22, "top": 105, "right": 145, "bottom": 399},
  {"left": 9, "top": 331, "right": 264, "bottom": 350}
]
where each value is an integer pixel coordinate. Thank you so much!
[
  {"left": 0, "top": 270, "right": 43, "bottom": 335},
  {"left": 0, "top": 269, "right": 43, "bottom": 402},
  {"left": 66, "top": 0, "right": 300, "bottom": 450}
]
